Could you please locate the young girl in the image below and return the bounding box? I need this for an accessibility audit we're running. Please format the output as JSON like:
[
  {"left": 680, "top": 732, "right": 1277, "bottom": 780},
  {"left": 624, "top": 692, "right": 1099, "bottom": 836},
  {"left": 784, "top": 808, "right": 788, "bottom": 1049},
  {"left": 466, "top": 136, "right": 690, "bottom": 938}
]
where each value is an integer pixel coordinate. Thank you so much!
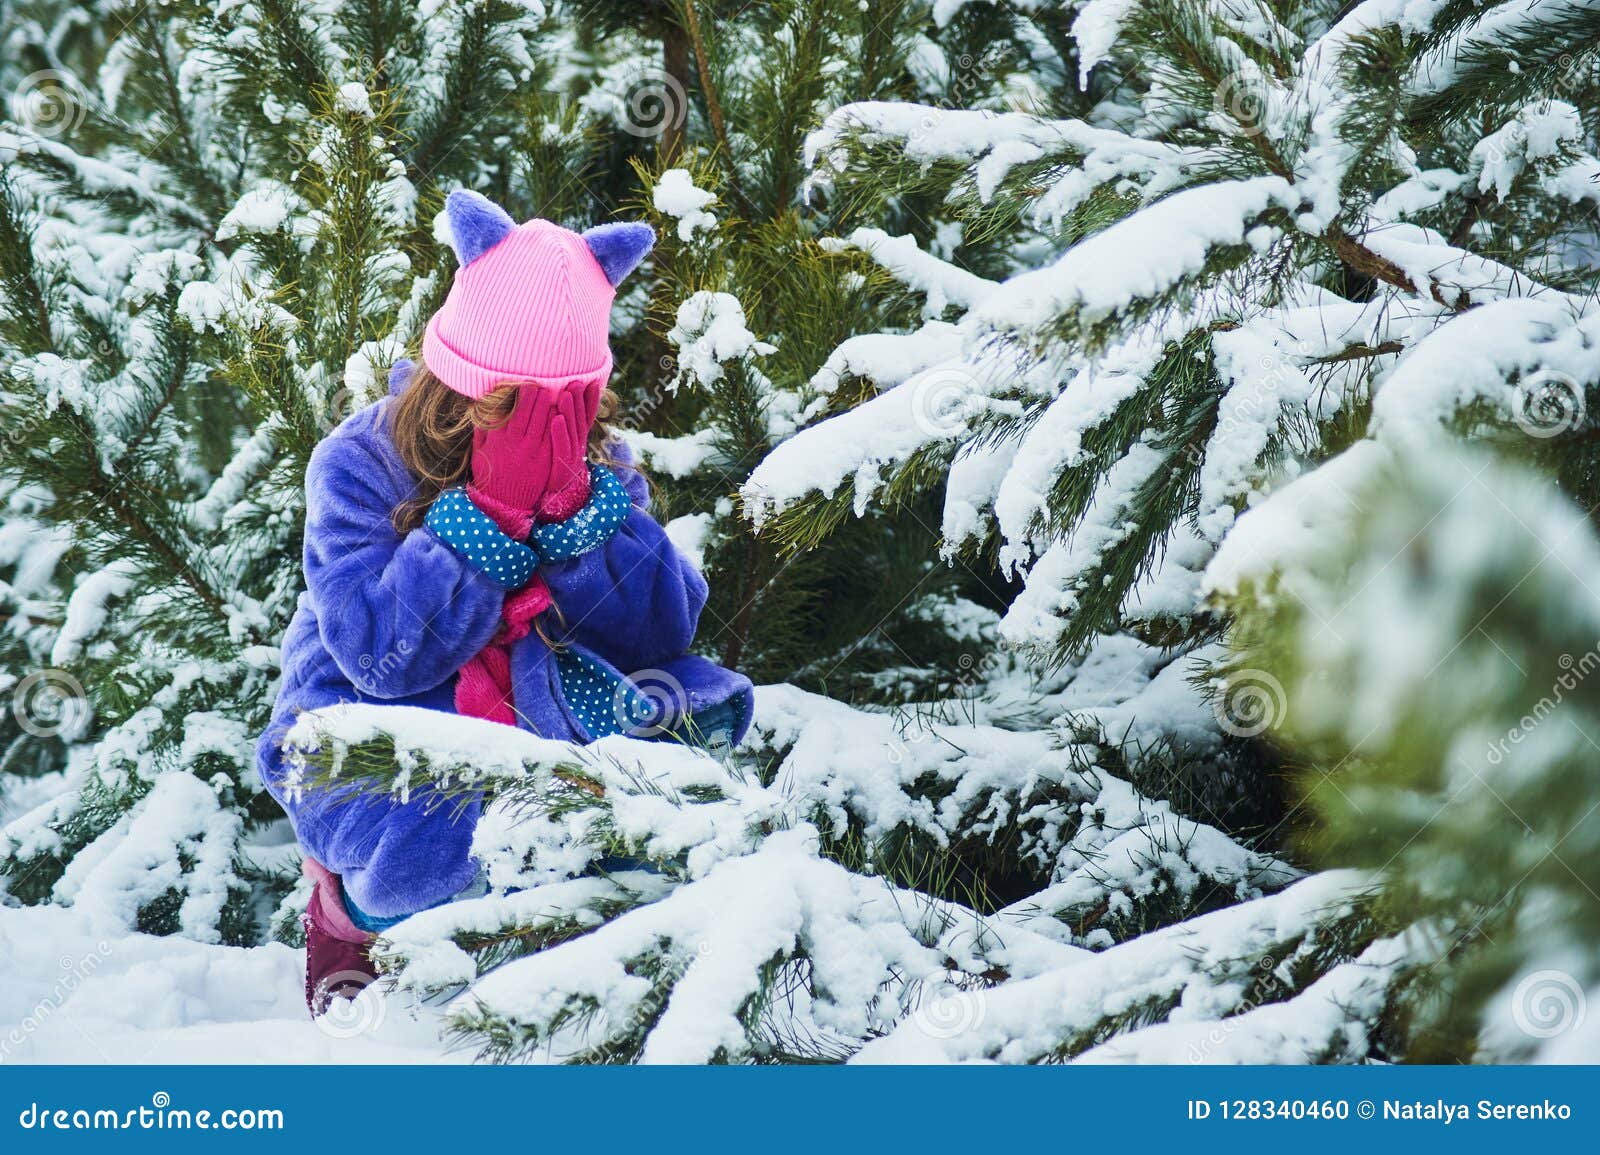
[{"left": 255, "top": 190, "right": 754, "bottom": 1014}]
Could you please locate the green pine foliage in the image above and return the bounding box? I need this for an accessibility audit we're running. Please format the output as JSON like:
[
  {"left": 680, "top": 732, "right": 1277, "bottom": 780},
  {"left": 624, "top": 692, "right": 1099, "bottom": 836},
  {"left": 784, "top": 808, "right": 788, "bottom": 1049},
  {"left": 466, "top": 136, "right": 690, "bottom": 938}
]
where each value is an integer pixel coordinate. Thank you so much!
[
  {"left": 721, "top": 0, "right": 1600, "bottom": 1058},
  {"left": 0, "top": 0, "right": 601, "bottom": 942},
  {"left": 3, "top": 0, "right": 1599, "bottom": 1063},
  {"left": 1219, "top": 444, "right": 1600, "bottom": 1061}
]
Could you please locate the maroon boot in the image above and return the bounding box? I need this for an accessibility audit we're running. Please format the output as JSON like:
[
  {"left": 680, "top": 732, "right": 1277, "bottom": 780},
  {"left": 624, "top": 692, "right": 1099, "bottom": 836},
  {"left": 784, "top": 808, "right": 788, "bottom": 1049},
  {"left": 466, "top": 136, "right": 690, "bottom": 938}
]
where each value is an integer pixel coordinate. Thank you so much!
[{"left": 302, "top": 858, "right": 379, "bottom": 1017}]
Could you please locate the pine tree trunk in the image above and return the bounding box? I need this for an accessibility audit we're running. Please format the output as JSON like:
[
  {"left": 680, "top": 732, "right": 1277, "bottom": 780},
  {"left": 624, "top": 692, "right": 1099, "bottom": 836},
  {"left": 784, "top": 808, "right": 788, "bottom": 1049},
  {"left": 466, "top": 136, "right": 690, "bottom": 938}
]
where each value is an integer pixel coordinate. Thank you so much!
[
  {"left": 659, "top": 22, "right": 689, "bottom": 166},
  {"left": 719, "top": 532, "right": 763, "bottom": 672}
]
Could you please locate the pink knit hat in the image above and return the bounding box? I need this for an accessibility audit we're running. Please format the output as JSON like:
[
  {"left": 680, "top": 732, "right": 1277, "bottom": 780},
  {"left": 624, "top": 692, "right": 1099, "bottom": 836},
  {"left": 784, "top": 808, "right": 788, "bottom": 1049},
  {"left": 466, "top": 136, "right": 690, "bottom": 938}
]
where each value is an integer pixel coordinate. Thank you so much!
[{"left": 423, "top": 190, "right": 655, "bottom": 399}]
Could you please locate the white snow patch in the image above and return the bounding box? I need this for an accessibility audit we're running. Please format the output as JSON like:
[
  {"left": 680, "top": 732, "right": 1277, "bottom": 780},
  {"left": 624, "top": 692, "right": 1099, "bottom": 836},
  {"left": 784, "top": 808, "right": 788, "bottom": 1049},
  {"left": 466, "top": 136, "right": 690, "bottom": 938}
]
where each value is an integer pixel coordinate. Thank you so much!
[{"left": 652, "top": 168, "right": 717, "bottom": 241}]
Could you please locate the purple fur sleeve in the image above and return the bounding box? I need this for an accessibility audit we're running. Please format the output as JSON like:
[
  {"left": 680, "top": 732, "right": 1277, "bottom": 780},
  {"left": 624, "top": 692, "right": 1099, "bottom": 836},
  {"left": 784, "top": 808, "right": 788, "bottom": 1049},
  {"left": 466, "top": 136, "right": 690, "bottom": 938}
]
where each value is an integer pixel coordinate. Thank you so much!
[
  {"left": 539, "top": 452, "right": 708, "bottom": 670},
  {"left": 540, "top": 510, "right": 707, "bottom": 670},
  {"left": 303, "top": 427, "right": 505, "bottom": 698}
]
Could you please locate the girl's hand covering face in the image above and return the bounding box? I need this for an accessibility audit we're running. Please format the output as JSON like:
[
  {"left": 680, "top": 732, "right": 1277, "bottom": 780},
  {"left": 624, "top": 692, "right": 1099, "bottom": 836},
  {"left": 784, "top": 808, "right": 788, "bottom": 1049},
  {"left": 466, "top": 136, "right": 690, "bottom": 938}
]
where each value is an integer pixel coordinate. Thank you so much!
[{"left": 468, "top": 379, "right": 603, "bottom": 531}]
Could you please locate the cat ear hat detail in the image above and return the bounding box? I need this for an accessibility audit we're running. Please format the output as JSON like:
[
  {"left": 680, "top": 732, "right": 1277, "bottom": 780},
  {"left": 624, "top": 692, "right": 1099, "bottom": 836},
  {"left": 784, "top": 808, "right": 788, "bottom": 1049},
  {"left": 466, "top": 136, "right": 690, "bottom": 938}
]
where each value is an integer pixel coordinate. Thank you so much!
[{"left": 420, "top": 189, "right": 655, "bottom": 399}]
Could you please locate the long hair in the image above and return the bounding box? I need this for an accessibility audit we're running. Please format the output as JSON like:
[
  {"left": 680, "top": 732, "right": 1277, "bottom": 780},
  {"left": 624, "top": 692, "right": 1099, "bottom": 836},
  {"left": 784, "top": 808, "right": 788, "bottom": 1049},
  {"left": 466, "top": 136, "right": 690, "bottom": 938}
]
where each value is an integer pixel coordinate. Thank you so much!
[{"left": 385, "top": 363, "right": 627, "bottom": 535}]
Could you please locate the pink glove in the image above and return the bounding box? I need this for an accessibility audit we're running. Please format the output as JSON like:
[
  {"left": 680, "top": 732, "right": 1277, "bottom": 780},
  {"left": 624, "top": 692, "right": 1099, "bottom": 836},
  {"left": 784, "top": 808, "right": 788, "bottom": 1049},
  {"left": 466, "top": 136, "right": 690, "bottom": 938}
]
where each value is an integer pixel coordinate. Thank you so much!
[{"left": 467, "top": 380, "right": 600, "bottom": 539}]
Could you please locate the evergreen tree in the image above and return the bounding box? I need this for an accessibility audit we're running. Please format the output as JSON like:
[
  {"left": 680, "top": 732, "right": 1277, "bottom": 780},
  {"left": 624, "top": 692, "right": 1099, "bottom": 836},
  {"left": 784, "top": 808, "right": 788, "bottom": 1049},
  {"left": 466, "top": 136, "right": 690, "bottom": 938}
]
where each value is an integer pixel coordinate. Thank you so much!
[
  {"left": 3, "top": 0, "right": 1599, "bottom": 1063},
  {"left": 624, "top": 0, "right": 1002, "bottom": 689},
  {"left": 285, "top": 0, "right": 1307, "bottom": 1061},
  {"left": 720, "top": 0, "right": 1600, "bottom": 1059},
  {"left": 1217, "top": 442, "right": 1600, "bottom": 1062},
  {"left": 0, "top": 0, "right": 601, "bottom": 942}
]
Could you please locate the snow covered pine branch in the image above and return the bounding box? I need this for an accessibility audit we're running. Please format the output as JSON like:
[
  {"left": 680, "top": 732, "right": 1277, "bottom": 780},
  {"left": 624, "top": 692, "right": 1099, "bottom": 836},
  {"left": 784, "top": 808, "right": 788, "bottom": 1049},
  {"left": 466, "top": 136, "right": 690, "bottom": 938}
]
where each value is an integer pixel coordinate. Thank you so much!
[{"left": 4, "top": 0, "right": 1600, "bottom": 1064}]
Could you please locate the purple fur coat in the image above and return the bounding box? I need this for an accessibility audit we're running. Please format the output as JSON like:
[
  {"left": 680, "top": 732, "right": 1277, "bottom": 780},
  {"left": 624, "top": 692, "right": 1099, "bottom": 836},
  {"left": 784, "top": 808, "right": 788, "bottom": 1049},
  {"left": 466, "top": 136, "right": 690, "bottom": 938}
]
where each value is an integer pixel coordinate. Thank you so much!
[{"left": 257, "top": 378, "right": 753, "bottom": 918}]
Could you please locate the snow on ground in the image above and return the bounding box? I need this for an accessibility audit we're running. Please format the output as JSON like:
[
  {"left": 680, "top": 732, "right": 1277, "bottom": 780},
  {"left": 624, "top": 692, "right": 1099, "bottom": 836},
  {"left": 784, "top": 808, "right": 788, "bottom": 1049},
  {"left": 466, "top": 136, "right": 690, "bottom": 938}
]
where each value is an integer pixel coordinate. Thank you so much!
[{"left": 0, "top": 905, "right": 460, "bottom": 1064}]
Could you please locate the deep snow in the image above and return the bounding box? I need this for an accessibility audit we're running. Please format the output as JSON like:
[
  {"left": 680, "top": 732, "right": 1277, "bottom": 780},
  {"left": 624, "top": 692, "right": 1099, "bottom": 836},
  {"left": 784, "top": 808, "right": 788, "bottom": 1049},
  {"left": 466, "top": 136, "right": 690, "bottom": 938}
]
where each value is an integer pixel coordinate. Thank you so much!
[{"left": 0, "top": 905, "right": 456, "bottom": 1064}]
